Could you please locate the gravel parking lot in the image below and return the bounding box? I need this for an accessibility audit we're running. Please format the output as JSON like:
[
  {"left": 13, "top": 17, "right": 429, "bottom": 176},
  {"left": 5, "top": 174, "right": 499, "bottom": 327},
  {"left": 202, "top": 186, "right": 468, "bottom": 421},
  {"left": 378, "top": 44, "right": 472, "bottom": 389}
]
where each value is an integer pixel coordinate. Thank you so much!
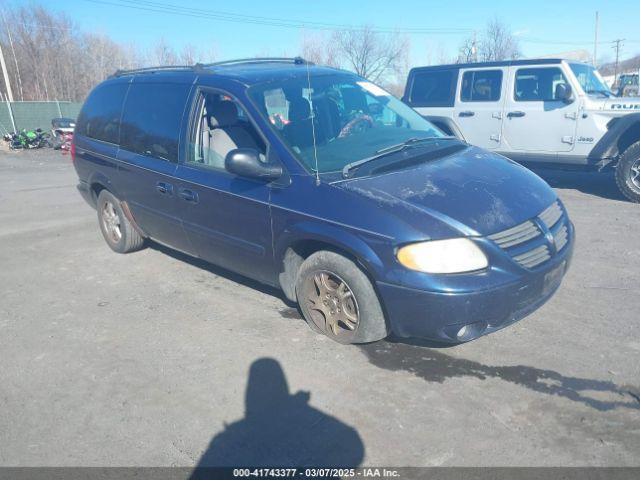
[{"left": 1, "top": 149, "right": 639, "bottom": 467}]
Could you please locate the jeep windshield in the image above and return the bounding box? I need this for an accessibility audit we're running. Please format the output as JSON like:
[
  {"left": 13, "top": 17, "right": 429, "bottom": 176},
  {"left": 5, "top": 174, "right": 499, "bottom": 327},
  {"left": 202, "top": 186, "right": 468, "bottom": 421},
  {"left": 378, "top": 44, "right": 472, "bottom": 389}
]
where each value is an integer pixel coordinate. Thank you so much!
[
  {"left": 570, "top": 63, "right": 612, "bottom": 97},
  {"left": 248, "top": 74, "right": 452, "bottom": 176}
]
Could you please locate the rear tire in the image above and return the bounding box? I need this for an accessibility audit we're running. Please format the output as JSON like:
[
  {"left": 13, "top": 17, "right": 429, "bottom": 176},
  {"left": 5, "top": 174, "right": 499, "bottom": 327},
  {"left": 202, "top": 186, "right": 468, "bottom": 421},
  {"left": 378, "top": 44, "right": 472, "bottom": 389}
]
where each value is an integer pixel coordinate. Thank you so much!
[
  {"left": 615, "top": 141, "right": 640, "bottom": 203},
  {"left": 295, "top": 250, "right": 388, "bottom": 344},
  {"left": 97, "top": 190, "right": 145, "bottom": 253}
]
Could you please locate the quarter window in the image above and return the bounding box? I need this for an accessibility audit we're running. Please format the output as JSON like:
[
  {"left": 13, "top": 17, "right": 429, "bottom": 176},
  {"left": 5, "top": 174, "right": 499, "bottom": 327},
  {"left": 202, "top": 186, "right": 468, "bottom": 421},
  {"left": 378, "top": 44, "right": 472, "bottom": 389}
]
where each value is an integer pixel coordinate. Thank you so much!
[
  {"left": 461, "top": 70, "right": 503, "bottom": 102},
  {"left": 514, "top": 67, "right": 569, "bottom": 102},
  {"left": 76, "top": 83, "right": 128, "bottom": 144},
  {"left": 120, "top": 83, "right": 191, "bottom": 162},
  {"left": 409, "top": 69, "right": 458, "bottom": 107}
]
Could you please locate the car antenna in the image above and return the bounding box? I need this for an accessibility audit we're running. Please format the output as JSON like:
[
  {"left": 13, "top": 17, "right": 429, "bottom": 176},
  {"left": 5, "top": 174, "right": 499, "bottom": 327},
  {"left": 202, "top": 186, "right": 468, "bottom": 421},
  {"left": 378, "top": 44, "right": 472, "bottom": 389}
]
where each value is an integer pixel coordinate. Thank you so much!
[{"left": 305, "top": 59, "right": 321, "bottom": 186}]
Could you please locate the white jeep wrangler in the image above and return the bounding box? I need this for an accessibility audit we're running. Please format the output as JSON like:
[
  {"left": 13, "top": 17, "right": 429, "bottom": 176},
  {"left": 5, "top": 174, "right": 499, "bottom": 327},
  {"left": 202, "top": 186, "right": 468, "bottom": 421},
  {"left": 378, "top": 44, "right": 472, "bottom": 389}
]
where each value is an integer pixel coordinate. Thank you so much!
[{"left": 403, "top": 59, "right": 640, "bottom": 202}]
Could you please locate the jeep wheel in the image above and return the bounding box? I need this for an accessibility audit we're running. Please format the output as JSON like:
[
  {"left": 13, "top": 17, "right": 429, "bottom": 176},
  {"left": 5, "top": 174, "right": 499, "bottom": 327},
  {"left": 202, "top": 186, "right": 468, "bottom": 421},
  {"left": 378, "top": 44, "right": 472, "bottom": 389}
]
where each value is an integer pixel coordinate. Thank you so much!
[
  {"left": 615, "top": 141, "right": 640, "bottom": 203},
  {"left": 295, "top": 250, "right": 388, "bottom": 344},
  {"left": 97, "top": 190, "right": 146, "bottom": 253}
]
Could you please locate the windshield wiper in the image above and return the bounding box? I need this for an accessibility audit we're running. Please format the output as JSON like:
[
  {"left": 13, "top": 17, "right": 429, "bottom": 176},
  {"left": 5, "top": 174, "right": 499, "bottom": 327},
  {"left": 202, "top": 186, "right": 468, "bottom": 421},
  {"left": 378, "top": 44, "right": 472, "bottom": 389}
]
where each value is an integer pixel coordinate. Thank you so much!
[{"left": 342, "top": 136, "right": 458, "bottom": 178}]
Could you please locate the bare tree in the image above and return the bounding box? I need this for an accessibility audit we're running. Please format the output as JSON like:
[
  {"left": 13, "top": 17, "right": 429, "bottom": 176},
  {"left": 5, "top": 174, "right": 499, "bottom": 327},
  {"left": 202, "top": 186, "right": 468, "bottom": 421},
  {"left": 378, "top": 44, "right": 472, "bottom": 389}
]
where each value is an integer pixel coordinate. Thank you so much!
[
  {"left": 300, "top": 32, "right": 340, "bottom": 67},
  {"left": 457, "top": 18, "right": 520, "bottom": 64},
  {"left": 457, "top": 37, "right": 477, "bottom": 63},
  {"left": 331, "top": 26, "right": 409, "bottom": 83},
  {"left": 480, "top": 18, "right": 521, "bottom": 61}
]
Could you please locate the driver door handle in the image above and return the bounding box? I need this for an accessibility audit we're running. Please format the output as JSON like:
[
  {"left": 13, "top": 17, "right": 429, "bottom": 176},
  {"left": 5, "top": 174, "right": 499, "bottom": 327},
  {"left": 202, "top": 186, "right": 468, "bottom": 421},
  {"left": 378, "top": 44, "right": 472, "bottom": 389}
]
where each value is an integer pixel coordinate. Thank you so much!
[
  {"left": 459, "top": 111, "right": 475, "bottom": 117},
  {"left": 156, "top": 181, "right": 173, "bottom": 195},
  {"left": 507, "top": 111, "right": 526, "bottom": 118}
]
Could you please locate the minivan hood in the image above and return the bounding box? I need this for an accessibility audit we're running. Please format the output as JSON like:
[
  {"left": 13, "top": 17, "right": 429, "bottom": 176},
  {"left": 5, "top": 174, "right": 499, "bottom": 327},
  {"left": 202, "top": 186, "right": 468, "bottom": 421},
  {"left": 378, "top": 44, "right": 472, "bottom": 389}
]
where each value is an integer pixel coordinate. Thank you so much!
[{"left": 336, "top": 146, "right": 557, "bottom": 237}]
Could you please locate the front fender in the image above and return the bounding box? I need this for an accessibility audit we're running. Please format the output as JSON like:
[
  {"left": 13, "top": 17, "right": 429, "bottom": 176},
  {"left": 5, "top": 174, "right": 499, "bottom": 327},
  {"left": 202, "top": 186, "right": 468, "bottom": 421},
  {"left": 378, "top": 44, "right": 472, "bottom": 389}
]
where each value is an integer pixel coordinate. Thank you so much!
[
  {"left": 275, "top": 220, "right": 392, "bottom": 281},
  {"left": 589, "top": 112, "right": 640, "bottom": 162}
]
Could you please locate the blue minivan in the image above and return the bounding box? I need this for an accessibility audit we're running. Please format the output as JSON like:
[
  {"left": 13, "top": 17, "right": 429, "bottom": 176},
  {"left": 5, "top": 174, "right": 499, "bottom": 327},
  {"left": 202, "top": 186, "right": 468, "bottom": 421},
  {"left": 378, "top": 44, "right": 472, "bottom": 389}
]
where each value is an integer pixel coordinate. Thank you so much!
[{"left": 72, "top": 58, "right": 574, "bottom": 345}]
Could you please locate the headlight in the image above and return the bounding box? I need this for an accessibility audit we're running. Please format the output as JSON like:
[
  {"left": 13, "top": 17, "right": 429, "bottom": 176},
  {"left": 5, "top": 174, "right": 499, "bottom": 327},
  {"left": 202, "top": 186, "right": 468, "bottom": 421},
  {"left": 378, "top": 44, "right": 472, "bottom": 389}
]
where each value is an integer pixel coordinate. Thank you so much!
[{"left": 396, "top": 238, "right": 488, "bottom": 274}]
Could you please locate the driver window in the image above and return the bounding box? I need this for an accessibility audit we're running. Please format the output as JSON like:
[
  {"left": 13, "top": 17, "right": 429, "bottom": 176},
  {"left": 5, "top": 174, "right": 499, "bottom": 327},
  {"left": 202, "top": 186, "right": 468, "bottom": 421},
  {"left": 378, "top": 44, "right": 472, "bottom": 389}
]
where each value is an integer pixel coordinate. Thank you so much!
[
  {"left": 190, "top": 92, "right": 265, "bottom": 170},
  {"left": 514, "top": 67, "right": 568, "bottom": 102}
]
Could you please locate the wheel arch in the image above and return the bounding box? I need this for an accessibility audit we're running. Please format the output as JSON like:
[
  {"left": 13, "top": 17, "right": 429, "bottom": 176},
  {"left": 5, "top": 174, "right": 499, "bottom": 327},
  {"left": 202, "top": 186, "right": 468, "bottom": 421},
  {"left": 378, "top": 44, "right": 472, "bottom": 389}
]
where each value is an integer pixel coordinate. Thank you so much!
[
  {"left": 589, "top": 113, "right": 640, "bottom": 164},
  {"left": 275, "top": 223, "right": 387, "bottom": 302},
  {"left": 87, "top": 172, "right": 120, "bottom": 207},
  {"left": 422, "top": 115, "right": 466, "bottom": 140}
]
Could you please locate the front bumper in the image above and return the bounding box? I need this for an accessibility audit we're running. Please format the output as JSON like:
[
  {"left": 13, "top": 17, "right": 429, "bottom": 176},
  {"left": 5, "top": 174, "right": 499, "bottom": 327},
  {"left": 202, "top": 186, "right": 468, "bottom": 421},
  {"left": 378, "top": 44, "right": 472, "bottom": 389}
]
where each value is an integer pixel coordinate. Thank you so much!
[{"left": 377, "top": 229, "right": 574, "bottom": 343}]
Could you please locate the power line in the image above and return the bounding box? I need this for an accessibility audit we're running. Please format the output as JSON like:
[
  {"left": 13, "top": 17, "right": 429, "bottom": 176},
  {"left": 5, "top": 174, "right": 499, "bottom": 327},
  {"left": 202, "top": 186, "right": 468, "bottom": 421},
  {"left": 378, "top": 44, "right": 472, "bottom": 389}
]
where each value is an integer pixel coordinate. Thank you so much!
[{"left": 82, "top": 0, "right": 472, "bottom": 34}]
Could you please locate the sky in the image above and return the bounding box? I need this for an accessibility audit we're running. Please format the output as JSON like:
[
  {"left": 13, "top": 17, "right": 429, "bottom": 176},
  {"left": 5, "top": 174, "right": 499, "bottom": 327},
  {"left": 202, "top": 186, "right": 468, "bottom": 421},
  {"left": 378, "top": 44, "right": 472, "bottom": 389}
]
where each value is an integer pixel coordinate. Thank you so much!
[{"left": 22, "top": 0, "right": 640, "bottom": 67}]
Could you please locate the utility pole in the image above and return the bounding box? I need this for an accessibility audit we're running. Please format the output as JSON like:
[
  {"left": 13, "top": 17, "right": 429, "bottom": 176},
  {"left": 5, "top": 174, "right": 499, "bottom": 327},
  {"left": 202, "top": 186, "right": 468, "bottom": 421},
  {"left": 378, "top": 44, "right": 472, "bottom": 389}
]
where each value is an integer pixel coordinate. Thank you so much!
[
  {"left": 1, "top": 11, "right": 23, "bottom": 101},
  {"left": 0, "top": 42, "right": 13, "bottom": 102},
  {"left": 593, "top": 11, "right": 599, "bottom": 66},
  {"left": 472, "top": 31, "right": 478, "bottom": 62},
  {"left": 612, "top": 38, "right": 625, "bottom": 87}
]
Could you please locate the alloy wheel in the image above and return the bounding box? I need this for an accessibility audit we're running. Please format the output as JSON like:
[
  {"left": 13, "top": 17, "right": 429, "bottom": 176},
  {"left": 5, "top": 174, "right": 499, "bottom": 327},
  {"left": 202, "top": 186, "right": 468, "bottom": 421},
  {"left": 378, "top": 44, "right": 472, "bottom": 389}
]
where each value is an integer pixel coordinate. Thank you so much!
[
  {"left": 303, "top": 270, "right": 359, "bottom": 340},
  {"left": 631, "top": 158, "right": 640, "bottom": 190},
  {"left": 101, "top": 200, "right": 122, "bottom": 244}
]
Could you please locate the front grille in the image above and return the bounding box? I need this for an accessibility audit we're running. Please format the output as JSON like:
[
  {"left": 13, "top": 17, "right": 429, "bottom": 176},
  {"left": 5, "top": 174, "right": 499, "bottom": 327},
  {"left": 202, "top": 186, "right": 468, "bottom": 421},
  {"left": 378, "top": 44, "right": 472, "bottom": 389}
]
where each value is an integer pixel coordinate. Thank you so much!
[
  {"left": 554, "top": 224, "right": 569, "bottom": 252},
  {"left": 488, "top": 200, "right": 569, "bottom": 269},
  {"left": 539, "top": 201, "right": 563, "bottom": 228},
  {"left": 487, "top": 220, "right": 539, "bottom": 248},
  {"left": 513, "top": 245, "right": 551, "bottom": 268}
]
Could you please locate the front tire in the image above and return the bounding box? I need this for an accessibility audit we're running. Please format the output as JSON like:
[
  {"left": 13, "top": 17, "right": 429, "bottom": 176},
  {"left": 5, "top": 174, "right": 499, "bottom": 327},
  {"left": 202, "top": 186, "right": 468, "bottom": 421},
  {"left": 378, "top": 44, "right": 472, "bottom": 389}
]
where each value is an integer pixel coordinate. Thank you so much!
[
  {"left": 615, "top": 141, "right": 640, "bottom": 203},
  {"left": 97, "top": 190, "right": 145, "bottom": 253},
  {"left": 295, "top": 250, "right": 388, "bottom": 344}
]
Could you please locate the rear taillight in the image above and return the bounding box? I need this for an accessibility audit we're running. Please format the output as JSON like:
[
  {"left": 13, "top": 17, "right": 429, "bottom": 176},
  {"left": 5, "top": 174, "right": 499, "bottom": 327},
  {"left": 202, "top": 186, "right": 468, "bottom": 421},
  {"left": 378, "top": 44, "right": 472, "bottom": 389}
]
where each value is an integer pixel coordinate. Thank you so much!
[{"left": 70, "top": 141, "right": 76, "bottom": 162}]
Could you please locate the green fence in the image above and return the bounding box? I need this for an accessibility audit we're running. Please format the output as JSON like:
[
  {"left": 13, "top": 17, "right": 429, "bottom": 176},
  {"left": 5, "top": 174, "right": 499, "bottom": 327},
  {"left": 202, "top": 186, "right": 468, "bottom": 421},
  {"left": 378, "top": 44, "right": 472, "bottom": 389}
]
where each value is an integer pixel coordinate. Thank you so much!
[{"left": 0, "top": 101, "right": 83, "bottom": 134}]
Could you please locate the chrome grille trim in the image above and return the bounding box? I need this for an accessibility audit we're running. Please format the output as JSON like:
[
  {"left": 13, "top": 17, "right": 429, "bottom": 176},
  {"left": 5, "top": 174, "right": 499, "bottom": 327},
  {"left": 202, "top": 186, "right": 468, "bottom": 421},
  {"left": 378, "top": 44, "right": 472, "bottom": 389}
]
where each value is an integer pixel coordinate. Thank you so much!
[
  {"left": 513, "top": 245, "right": 551, "bottom": 268},
  {"left": 488, "top": 200, "right": 569, "bottom": 270},
  {"left": 487, "top": 220, "right": 540, "bottom": 248},
  {"left": 554, "top": 224, "right": 569, "bottom": 251},
  {"left": 539, "top": 201, "right": 563, "bottom": 228}
]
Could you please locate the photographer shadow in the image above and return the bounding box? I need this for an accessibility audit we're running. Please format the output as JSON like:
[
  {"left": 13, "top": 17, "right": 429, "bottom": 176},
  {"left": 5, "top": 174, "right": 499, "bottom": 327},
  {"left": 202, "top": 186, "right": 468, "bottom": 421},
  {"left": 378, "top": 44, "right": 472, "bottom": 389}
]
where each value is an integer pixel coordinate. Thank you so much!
[{"left": 191, "top": 358, "right": 364, "bottom": 473}]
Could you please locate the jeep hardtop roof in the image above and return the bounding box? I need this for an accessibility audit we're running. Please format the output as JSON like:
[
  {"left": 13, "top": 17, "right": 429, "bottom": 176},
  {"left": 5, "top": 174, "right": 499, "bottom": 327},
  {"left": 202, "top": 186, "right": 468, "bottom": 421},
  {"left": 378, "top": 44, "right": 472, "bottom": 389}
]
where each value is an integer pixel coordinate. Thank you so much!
[
  {"left": 408, "top": 58, "right": 590, "bottom": 72},
  {"left": 109, "top": 57, "right": 352, "bottom": 86}
]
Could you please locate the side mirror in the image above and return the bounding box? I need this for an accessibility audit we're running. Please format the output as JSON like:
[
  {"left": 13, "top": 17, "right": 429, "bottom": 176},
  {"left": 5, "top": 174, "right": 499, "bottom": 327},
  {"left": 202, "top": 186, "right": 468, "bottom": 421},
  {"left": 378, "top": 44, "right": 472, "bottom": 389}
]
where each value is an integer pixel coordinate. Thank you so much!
[
  {"left": 555, "top": 83, "right": 573, "bottom": 103},
  {"left": 225, "top": 148, "right": 282, "bottom": 181}
]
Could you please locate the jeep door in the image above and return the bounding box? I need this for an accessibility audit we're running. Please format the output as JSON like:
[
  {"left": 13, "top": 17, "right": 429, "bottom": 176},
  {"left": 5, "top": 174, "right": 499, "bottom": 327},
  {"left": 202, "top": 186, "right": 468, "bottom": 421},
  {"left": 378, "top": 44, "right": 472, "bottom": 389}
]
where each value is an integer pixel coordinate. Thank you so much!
[
  {"left": 453, "top": 68, "right": 506, "bottom": 149},
  {"left": 172, "top": 88, "right": 276, "bottom": 285},
  {"left": 501, "top": 66, "right": 579, "bottom": 155},
  {"left": 116, "top": 81, "right": 194, "bottom": 254}
]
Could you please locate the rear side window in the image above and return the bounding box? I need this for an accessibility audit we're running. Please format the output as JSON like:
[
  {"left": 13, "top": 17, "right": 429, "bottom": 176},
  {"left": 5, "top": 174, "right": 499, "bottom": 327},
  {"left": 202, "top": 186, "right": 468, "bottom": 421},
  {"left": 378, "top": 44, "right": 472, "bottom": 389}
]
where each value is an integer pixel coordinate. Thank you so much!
[
  {"left": 409, "top": 69, "right": 458, "bottom": 107},
  {"left": 76, "top": 83, "right": 128, "bottom": 144},
  {"left": 461, "top": 70, "right": 503, "bottom": 102},
  {"left": 514, "top": 67, "right": 568, "bottom": 102},
  {"left": 120, "top": 83, "right": 191, "bottom": 162}
]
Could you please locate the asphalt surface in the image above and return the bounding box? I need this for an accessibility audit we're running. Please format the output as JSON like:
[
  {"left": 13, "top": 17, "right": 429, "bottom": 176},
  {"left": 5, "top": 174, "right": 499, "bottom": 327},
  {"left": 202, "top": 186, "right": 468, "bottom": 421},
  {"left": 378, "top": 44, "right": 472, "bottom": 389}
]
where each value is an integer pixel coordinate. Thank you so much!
[{"left": 0, "top": 149, "right": 639, "bottom": 467}]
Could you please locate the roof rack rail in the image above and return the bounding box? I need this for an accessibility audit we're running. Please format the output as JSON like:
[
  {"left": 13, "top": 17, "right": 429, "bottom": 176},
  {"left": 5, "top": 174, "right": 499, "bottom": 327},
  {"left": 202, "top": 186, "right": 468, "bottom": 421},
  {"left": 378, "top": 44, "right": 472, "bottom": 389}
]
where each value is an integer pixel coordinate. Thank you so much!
[
  {"left": 111, "top": 65, "right": 194, "bottom": 78},
  {"left": 111, "top": 57, "right": 313, "bottom": 78},
  {"left": 195, "top": 56, "right": 313, "bottom": 69}
]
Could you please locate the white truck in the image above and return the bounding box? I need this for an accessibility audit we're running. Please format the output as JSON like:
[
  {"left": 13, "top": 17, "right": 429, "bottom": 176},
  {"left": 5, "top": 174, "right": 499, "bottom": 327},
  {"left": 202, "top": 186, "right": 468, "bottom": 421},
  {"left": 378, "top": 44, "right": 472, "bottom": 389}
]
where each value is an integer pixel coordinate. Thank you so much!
[{"left": 403, "top": 58, "right": 640, "bottom": 202}]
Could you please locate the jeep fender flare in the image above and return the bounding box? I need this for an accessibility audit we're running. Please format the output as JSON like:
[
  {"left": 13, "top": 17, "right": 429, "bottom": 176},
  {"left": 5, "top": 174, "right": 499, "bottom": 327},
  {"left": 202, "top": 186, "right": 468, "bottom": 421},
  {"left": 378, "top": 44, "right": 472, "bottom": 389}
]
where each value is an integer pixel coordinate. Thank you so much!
[
  {"left": 274, "top": 221, "right": 388, "bottom": 301},
  {"left": 422, "top": 115, "right": 467, "bottom": 141},
  {"left": 588, "top": 112, "right": 640, "bottom": 164}
]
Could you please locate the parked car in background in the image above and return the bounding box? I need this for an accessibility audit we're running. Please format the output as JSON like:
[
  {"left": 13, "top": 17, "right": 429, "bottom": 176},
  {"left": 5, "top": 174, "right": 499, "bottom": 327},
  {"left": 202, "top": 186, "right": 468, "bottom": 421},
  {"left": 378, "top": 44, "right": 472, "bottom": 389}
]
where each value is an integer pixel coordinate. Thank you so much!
[
  {"left": 72, "top": 58, "right": 573, "bottom": 345},
  {"left": 616, "top": 72, "right": 639, "bottom": 97},
  {"left": 51, "top": 117, "right": 75, "bottom": 150},
  {"left": 403, "top": 59, "right": 640, "bottom": 202}
]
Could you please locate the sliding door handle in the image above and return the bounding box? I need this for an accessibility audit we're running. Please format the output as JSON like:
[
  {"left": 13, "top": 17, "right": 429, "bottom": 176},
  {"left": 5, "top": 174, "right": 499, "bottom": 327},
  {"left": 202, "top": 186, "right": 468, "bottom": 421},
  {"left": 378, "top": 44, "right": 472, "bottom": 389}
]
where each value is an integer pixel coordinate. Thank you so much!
[
  {"left": 507, "top": 111, "right": 526, "bottom": 118},
  {"left": 178, "top": 189, "right": 199, "bottom": 203}
]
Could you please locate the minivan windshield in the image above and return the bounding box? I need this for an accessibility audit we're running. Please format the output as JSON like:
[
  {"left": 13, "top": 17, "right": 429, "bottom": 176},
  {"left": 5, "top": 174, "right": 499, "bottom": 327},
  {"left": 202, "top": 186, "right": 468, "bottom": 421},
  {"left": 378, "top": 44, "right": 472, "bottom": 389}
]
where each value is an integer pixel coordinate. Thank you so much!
[
  {"left": 248, "top": 74, "right": 444, "bottom": 174},
  {"left": 570, "top": 63, "right": 612, "bottom": 96}
]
